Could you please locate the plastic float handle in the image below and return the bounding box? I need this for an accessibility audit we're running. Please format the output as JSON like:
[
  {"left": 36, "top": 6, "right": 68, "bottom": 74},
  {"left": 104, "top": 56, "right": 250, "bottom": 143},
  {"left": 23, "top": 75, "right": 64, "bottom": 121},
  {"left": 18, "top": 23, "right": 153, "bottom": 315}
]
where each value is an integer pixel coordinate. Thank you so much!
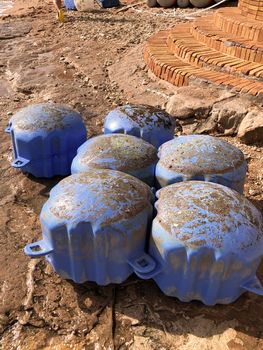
[
  {"left": 241, "top": 276, "right": 263, "bottom": 296},
  {"left": 24, "top": 240, "right": 54, "bottom": 258},
  {"left": 128, "top": 253, "right": 162, "bottom": 279},
  {"left": 11, "top": 157, "right": 30, "bottom": 168},
  {"left": 5, "top": 125, "right": 11, "bottom": 134}
]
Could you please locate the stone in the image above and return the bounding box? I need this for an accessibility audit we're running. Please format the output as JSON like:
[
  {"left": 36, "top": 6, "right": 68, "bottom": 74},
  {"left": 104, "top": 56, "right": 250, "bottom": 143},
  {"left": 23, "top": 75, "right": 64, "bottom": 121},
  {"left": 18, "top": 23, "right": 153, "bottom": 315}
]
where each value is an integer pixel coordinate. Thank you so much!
[
  {"left": 193, "top": 115, "right": 217, "bottom": 134},
  {"left": 74, "top": 0, "right": 97, "bottom": 10},
  {"left": 165, "top": 86, "right": 234, "bottom": 120},
  {"left": 211, "top": 96, "right": 256, "bottom": 135},
  {"left": 157, "top": 0, "right": 176, "bottom": 7},
  {"left": 177, "top": 0, "right": 190, "bottom": 7},
  {"left": 147, "top": 0, "right": 158, "bottom": 7},
  {"left": 193, "top": 95, "right": 261, "bottom": 135},
  {"left": 190, "top": 0, "right": 212, "bottom": 7},
  {"left": 237, "top": 108, "right": 263, "bottom": 145},
  {"left": 131, "top": 336, "right": 152, "bottom": 350}
]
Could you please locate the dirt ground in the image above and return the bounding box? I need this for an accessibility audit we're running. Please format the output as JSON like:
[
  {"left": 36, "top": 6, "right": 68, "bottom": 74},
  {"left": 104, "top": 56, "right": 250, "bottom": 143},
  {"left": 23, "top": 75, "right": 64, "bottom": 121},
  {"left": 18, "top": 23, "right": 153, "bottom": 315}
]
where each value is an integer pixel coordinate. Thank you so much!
[{"left": 0, "top": 0, "right": 263, "bottom": 349}]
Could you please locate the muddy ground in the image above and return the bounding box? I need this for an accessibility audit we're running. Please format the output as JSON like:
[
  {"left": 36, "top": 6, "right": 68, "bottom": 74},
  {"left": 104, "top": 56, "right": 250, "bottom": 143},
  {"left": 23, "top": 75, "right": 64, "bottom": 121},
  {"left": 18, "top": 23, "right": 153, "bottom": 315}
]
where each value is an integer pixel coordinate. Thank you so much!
[{"left": 0, "top": 0, "right": 263, "bottom": 349}]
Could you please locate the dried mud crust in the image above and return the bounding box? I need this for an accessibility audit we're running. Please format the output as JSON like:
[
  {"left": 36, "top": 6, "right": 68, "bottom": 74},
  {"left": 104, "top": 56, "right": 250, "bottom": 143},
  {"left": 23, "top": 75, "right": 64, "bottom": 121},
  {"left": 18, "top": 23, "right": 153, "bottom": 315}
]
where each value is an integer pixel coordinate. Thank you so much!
[
  {"left": 155, "top": 181, "right": 263, "bottom": 250},
  {"left": 47, "top": 170, "right": 152, "bottom": 224},
  {"left": 78, "top": 134, "right": 158, "bottom": 171},
  {"left": 11, "top": 103, "right": 82, "bottom": 132},
  {"left": 158, "top": 136, "right": 246, "bottom": 175},
  {"left": 1, "top": 0, "right": 263, "bottom": 349},
  {"left": 117, "top": 104, "right": 174, "bottom": 129}
]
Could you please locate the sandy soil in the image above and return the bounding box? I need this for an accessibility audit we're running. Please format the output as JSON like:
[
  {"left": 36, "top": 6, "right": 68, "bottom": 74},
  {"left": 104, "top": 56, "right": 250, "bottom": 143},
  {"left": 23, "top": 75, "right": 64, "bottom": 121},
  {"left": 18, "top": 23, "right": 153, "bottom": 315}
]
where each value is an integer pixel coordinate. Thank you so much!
[{"left": 0, "top": 0, "right": 263, "bottom": 349}]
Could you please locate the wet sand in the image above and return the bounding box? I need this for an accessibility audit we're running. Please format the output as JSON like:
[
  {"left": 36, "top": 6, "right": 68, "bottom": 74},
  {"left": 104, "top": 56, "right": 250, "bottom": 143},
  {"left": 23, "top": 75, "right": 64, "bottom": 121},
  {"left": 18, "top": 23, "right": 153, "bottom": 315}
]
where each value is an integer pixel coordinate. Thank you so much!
[{"left": 0, "top": 1, "right": 13, "bottom": 15}]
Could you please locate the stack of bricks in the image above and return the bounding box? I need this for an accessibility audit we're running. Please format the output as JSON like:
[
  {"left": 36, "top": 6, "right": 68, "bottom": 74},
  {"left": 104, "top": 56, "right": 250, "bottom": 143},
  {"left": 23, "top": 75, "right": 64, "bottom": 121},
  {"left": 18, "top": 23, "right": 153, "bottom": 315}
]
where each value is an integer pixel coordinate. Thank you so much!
[
  {"left": 239, "top": 0, "right": 263, "bottom": 21},
  {"left": 144, "top": 0, "right": 263, "bottom": 96}
]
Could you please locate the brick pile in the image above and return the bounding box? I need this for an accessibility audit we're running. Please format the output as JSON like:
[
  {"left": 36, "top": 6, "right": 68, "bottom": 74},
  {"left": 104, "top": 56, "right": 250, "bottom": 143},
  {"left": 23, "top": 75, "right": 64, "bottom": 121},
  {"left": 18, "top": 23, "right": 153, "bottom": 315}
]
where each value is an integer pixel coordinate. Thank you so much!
[
  {"left": 144, "top": 1, "right": 263, "bottom": 96},
  {"left": 239, "top": 0, "right": 263, "bottom": 20}
]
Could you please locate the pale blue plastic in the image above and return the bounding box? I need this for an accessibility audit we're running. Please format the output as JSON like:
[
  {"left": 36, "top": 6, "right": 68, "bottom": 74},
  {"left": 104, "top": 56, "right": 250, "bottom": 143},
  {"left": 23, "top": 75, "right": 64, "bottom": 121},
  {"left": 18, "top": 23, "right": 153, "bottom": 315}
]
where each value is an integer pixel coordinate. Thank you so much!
[
  {"left": 155, "top": 135, "right": 247, "bottom": 193},
  {"left": 103, "top": 104, "right": 176, "bottom": 149},
  {"left": 5, "top": 103, "right": 87, "bottom": 178},
  {"left": 136, "top": 181, "right": 263, "bottom": 305},
  {"left": 71, "top": 134, "right": 158, "bottom": 186},
  {"left": 64, "top": 0, "right": 76, "bottom": 9},
  {"left": 24, "top": 170, "right": 154, "bottom": 285}
]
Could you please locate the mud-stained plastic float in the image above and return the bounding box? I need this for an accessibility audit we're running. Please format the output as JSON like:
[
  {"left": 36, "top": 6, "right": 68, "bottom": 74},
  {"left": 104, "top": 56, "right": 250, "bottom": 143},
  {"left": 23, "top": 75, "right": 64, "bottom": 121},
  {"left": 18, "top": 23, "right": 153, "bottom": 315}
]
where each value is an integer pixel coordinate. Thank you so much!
[
  {"left": 71, "top": 134, "right": 158, "bottom": 186},
  {"left": 64, "top": 0, "right": 77, "bottom": 10},
  {"left": 103, "top": 104, "right": 176, "bottom": 149},
  {"left": 75, "top": 0, "right": 119, "bottom": 9},
  {"left": 5, "top": 103, "right": 87, "bottom": 177},
  {"left": 137, "top": 181, "right": 263, "bottom": 305},
  {"left": 24, "top": 169, "right": 154, "bottom": 285},
  {"left": 155, "top": 135, "right": 247, "bottom": 193}
]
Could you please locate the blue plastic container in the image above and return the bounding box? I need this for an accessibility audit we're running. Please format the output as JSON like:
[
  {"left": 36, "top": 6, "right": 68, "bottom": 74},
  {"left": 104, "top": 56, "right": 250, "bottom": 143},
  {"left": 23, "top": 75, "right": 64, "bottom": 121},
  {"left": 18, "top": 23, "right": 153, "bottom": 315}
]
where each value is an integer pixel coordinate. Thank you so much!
[
  {"left": 104, "top": 104, "right": 176, "bottom": 149},
  {"left": 156, "top": 135, "right": 247, "bottom": 193},
  {"left": 64, "top": 0, "right": 76, "bottom": 9},
  {"left": 97, "top": 0, "right": 119, "bottom": 7},
  {"left": 24, "top": 170, "right": 155, "bottom": 285},
  {"left": 5, "top": 103, "right": 87, "bottom": 178},
  {"left": 135, "top": 181, "right": 263, "bottom": 305},
  {"left": 75, "top": 0, "right": 119, "bottom": 8},
  {"left": 71, "top": 134, "right": 158, "bottom": 186}
]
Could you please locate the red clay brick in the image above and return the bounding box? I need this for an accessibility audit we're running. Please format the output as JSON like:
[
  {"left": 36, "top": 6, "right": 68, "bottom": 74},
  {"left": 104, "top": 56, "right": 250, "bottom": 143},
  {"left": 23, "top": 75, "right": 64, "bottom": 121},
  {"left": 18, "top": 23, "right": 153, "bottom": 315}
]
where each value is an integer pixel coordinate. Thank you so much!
[{"left": 144, "top": 5, "right": 263, "bottom": 97}]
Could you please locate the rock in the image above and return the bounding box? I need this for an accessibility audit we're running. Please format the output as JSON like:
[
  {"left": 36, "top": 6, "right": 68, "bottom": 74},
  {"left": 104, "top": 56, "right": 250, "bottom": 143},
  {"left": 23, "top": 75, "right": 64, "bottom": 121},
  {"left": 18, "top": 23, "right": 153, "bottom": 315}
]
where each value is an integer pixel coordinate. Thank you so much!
[
  {"left": 157, "top": 0, "right": 176, "bottom": 7},
  {"left": 165, "top": 86, "right": 234, "bottom": 120},
  {"left": 248, "top": 188, "right": 260, "bottom": 197},
  {"left": 211, "top": 96, "right": 256, "bottom": 135},
  {"left": 177, "top": 0, "right": 190, "bottom": 7},
  {"left": 237, "top": 108, "right": 263, "bottom": 145},
  {"left": 121, "top": 314, "right": 140, "bottom": 326},
  {"left": 130, "top": 336, "right": 152, "bottom": 350},
  {"left": 147, "top": 0, "right": 158, "bottom": 7},
  {"left": 193, "top": 95, "right": 259, "bottom": 135},
  {"left": 193, "top": 115, "right": 217, "bottom": 134},
  {"left": 74, "top": 0, "right": 96, "bottom": 11},
  {"left": 190, "top": 0, "right": 212, "bottom": 7}
]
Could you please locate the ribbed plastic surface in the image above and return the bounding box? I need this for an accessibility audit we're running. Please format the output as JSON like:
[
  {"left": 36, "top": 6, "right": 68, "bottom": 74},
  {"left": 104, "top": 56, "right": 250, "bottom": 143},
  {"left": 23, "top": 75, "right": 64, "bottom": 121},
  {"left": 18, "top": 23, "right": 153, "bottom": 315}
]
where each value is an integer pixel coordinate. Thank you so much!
[
  {"left": 5, "top": 103, "right": 87, "bottom": 177},
  {"left": 104, "top": 104, "right": 176, "bottom": 149},
  {"left": 24, "top": 170, "right": 154, "bottom": 285},
  {"left": 71, "top": 134, "right": 158, "bottom": 186},
  {"left": 64, "top": 0, "right": 76, "bottom": 10},
  {"left": 140, "top": 181, "right": 263, "bottom": 305},
  {"left": 156, "top": 135, "right": 247, "bottom": 193}
]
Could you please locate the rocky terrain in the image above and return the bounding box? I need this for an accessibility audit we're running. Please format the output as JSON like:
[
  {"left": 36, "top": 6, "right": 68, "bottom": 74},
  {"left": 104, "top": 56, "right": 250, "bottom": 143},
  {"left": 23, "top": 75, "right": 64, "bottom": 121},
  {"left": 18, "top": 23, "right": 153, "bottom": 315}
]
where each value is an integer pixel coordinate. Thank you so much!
[{"left": 0, "top": 0, "right": 262, "bottom": 349}]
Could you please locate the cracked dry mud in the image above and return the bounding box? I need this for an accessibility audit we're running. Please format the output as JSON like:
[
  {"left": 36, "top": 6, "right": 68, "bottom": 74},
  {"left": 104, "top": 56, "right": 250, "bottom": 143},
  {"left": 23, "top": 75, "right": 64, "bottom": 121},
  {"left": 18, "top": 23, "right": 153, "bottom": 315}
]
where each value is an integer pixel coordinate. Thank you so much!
[{"left": 0, "top": 0, "right": 263, "bottom": 349}]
